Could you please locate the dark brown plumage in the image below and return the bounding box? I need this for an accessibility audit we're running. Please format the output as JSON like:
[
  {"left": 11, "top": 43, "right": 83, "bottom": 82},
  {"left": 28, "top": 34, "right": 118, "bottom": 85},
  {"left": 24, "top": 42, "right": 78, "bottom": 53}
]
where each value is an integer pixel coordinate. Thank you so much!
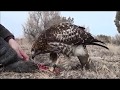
[{"left": 31, "top": 22, "right": 109, "bottom": 71}]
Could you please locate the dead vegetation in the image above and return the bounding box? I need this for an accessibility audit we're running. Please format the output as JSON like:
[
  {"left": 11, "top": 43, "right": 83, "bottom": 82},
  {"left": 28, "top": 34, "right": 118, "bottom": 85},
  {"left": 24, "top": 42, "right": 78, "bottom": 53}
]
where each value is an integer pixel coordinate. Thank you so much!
[{"left": 0, "top": 38, "right": 120, "bottom": 79}]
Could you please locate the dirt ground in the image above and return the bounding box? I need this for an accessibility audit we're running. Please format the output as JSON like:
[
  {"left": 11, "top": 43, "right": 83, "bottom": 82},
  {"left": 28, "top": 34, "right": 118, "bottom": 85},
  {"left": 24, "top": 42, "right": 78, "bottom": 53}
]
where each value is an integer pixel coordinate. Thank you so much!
[{"left": 0, "top": 39, "right": 120, "bottom": 79}]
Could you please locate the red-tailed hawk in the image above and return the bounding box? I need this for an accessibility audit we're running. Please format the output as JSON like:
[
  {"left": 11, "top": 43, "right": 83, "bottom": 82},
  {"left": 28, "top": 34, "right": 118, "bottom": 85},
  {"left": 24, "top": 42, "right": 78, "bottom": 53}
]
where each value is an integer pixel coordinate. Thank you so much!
[{"left": 31, "top": 22, "right": 109, "bottom": 71}]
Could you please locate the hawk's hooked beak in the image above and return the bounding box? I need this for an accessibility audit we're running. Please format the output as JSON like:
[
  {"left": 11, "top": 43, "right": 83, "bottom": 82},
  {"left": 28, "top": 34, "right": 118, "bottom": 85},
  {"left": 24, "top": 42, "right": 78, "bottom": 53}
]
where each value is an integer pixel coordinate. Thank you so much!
[
  {"left": 31, "top": 48, "right": 36, "bottom": 59},
  {"left": 31, "top": 48, "right": 41, "bottom": 59},
  {"left": 31, "top": 50, "right": 36, "bottom": 59},
  {"left": 31, "top": 54, "right": 36, "bottom": 59}
]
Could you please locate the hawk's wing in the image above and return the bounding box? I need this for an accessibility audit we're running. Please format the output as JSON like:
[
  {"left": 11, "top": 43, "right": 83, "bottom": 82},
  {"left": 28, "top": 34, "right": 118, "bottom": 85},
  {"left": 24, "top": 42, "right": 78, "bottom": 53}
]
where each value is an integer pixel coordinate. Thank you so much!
[{"left": 44, "top": 23, "right": 95, "bottom": 45}]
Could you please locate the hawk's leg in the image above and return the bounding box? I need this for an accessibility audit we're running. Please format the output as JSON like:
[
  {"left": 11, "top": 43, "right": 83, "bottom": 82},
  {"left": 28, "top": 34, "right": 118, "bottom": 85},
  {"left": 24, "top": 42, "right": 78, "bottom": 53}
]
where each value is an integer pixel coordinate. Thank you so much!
[
  {"left": 49, "top": 52, "right": 60, "bottom": 73},
  {"left": 76, "top": 45, "right": 90, "bottom": 70},
  {"left": 77, "top": 54, "right": 90, "bottom": 70}
]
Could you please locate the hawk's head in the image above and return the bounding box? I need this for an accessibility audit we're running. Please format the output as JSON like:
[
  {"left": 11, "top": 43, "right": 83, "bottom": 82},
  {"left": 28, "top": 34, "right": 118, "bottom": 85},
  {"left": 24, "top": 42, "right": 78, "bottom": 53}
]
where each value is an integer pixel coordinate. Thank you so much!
[
  {"left": 31, "top": 32, "right": 48, "bottom": 59},
  {"left": 31, "top": 40, "right": 42, "bottom": 59}
]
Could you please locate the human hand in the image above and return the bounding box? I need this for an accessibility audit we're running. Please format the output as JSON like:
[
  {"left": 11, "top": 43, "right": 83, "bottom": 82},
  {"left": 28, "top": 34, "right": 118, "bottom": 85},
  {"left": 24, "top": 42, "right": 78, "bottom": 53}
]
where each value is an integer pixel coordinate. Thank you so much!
[{"left": 8, "top": 38, "right": 29, "bottom": 61}]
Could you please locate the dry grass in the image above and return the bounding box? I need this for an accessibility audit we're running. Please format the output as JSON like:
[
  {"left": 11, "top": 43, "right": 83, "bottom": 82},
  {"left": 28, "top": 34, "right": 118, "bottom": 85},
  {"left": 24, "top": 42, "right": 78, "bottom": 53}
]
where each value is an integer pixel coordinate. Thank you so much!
[{"left": 0, "top": 39, "right": 120, "bottom": 79}]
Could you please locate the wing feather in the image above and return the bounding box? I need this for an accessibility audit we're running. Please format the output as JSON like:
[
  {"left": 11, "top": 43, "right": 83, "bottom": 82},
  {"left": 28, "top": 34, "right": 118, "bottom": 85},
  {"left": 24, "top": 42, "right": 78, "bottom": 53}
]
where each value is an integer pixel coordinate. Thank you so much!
[{"left": 44, "top": 22, "right": 95, "bottom": 45}]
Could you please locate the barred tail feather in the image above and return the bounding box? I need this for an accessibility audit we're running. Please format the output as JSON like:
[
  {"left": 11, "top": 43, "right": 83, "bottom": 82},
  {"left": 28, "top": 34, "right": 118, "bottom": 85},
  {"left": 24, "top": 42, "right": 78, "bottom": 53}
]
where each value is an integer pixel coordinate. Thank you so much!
[{"left": 88, "top": 42, "right": 109, "bottom": 50}]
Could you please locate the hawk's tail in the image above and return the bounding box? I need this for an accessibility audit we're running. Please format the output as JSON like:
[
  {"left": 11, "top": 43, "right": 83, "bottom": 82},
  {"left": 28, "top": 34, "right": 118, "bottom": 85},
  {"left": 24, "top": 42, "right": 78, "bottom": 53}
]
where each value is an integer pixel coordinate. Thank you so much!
[
  {"left": 88, "top": 42, "right": 109, "bottom": 50},
  {"left": 86, "top": 39, "right": 109, "bottom": 50},
  {"left": 92, "top": 39, "right": 106, "bottom": 44}
]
